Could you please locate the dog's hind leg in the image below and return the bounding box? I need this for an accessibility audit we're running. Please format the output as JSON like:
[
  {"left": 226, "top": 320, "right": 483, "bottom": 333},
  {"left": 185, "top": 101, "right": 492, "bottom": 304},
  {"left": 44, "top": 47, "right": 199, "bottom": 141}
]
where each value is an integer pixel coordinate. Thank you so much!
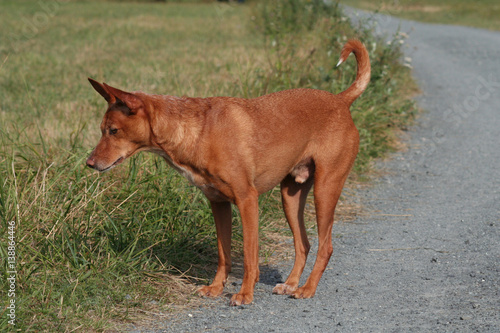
[
  {"left": 291, "top": 159, "right": 353, "bottom": 299},
  {"left": 273, "top": 175, "right": 314, "bottom": 295}
]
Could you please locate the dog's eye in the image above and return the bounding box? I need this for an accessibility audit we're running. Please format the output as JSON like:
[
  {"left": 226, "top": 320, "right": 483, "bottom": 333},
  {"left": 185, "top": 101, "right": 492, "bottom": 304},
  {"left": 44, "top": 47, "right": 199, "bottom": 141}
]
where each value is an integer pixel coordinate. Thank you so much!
[{"left": 109, "top": 128, "right": 118, "bottom": 135}]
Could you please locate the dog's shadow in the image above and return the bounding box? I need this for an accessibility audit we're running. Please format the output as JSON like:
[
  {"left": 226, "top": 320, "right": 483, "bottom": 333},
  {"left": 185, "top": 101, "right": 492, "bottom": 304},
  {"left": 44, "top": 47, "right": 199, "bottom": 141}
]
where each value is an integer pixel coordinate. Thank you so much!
[
  {"left": 151, "top": 238, "right": 285, "bottom": 290},
  {"left": 220, "top": 263, "right": 285, "bottom": 301},
  {"left": 224, "top": 262, "right": 285, "bottom": 288},
  {"left": 259, "top": 265, "right": 285, "bottom": 286}
]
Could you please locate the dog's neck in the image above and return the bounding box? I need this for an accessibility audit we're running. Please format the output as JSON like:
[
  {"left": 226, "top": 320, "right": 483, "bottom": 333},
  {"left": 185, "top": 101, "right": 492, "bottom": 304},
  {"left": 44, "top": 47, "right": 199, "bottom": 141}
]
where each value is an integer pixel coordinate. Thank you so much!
[{"left": 146, "top": 94, "right": 209, "bottom": 167}]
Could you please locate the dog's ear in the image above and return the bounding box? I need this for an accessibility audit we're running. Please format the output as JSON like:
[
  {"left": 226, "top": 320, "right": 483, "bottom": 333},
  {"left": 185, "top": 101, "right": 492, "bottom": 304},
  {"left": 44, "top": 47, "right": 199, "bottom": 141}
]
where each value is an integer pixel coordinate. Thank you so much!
[
  {"left": 88, "top": 78, "right": 114, "bottom": 103},
  {"left": 102, "top": 83, "right": 143, "bottom": 115}
]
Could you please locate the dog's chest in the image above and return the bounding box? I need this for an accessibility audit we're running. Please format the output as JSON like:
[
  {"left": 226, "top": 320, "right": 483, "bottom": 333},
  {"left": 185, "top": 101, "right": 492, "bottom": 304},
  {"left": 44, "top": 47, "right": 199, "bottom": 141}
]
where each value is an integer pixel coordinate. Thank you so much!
[
  {"left": 158, "top": 151, "right": 229, "bottom": 202},
  {"left": 160, "top": 152, "right": 199, "bottom": 184}
]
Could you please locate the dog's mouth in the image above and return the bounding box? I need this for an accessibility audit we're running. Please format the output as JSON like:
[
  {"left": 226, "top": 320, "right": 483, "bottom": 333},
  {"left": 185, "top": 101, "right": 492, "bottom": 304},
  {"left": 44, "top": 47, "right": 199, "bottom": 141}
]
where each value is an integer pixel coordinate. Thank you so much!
[{"left": 99, "top": 156, "right": 125, "bottom": 172}]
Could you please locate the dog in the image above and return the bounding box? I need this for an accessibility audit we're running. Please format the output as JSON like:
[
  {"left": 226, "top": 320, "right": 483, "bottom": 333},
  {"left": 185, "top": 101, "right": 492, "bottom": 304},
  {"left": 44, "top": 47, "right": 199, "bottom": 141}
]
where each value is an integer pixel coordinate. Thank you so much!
[{"left": 86, "top": 39, "right": 370, "bottom": 306}]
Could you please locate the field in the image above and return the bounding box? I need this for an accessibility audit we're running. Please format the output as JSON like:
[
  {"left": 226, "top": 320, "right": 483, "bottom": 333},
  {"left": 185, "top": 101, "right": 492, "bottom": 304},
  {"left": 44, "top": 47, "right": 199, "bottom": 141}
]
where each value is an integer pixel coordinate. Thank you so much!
[
  {"left": 0, "top": 0, "right": 416, "bottom": 331},
  {"left": 342, "top": 0, "right": 500, "bottom": 31}
]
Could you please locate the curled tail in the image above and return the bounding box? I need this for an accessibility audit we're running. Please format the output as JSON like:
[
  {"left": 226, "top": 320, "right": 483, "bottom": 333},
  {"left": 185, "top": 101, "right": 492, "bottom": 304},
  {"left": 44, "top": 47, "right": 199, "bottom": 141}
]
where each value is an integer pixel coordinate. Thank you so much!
[{"left": 336, "top": 39, "right": 371, "bottom": 106}]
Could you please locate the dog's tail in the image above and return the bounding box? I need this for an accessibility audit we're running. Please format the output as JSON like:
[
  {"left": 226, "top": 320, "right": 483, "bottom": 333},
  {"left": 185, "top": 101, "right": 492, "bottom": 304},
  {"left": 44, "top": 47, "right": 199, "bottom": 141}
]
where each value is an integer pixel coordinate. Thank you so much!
[{"left": 336, "top": 39, "right": 371, "bottom": 106}]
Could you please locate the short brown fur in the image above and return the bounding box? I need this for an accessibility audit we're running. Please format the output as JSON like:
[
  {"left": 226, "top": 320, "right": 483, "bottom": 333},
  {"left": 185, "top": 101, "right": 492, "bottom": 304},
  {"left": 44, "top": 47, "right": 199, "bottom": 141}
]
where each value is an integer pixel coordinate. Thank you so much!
[{"left": 87, "top": 39, "right": 370, "bottom": 305}]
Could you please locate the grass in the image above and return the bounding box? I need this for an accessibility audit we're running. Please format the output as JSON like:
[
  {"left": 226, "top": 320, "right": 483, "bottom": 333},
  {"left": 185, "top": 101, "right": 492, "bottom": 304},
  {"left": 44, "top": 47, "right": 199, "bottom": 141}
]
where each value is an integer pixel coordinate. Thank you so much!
[
  {"left": 0, "top": 0, "right": 417, "bottom": 331},
  {"left": 341, "top": 0, "right": 500, "bottom": 31}
]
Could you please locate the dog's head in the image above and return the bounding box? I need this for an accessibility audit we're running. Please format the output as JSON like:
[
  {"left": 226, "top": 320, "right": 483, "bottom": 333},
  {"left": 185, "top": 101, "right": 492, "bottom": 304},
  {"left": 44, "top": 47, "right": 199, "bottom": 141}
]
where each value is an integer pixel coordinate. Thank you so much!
[{"left": 86, "top": 78, "right": 152, "bottom": 172}]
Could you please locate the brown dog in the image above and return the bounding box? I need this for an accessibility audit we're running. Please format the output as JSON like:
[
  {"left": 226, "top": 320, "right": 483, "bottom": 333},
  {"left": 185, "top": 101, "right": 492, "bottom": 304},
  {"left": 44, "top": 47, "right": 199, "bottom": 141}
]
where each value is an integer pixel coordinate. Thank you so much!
[{"left": 87, "top": 39, "right": 370, "bottom": 306}]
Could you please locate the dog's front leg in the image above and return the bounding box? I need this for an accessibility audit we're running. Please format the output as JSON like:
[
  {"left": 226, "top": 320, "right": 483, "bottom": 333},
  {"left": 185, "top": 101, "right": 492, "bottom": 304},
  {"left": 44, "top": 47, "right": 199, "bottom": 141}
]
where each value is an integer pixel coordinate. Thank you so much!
[
  {"left": 198, "top": 201, "right": 232, "bottom": 298},
  {"left": 230, "top": 189, "right": 260, "bottom": 306}
]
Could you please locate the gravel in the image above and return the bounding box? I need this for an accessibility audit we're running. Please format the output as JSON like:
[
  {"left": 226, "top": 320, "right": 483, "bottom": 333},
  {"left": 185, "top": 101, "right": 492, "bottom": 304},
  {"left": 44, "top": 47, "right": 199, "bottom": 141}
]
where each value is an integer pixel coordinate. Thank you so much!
[{"left": 141, "top": 8, "right": 500, "bottom": 333}]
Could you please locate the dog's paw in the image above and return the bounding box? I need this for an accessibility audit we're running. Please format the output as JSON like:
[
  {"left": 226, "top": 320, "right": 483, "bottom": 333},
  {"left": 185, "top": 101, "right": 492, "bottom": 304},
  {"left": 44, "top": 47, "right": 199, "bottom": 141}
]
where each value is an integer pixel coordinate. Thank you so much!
[
  {"left": 197, "top": 284, "right": 224, "bottom": 298},
  {"left": 291, "top": 285, "right": 316, "bottom": 299},
  {"left": 272, "top": 283, "right": 297, "bottom": 295},
  {"left": 229, "top": 292, "right": 253, "bottom": 306}
]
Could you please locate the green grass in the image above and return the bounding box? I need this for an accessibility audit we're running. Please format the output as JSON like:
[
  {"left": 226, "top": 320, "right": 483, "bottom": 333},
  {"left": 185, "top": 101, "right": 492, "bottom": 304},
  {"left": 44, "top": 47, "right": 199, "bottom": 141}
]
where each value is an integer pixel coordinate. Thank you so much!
[
  {"left": 342, "top": 0, "right": 500, "bottom": 31},
  {"left": 0, "top": 0, "right": 416, "bottom": 331}
]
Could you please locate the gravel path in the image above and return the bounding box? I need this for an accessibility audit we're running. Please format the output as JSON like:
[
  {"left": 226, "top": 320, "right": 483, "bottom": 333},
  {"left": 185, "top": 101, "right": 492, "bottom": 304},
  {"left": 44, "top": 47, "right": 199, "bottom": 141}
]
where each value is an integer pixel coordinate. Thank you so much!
[{"left": 148, "top": 9, "right": 500, "bottom": 333}]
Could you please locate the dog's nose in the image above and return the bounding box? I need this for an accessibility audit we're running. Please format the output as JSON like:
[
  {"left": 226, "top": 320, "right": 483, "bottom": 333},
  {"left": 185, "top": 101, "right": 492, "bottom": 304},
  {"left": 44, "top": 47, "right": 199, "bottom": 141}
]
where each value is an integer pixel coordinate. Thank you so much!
[{"left": 86, "top": 157, "right": 95, "bottom": 169}]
